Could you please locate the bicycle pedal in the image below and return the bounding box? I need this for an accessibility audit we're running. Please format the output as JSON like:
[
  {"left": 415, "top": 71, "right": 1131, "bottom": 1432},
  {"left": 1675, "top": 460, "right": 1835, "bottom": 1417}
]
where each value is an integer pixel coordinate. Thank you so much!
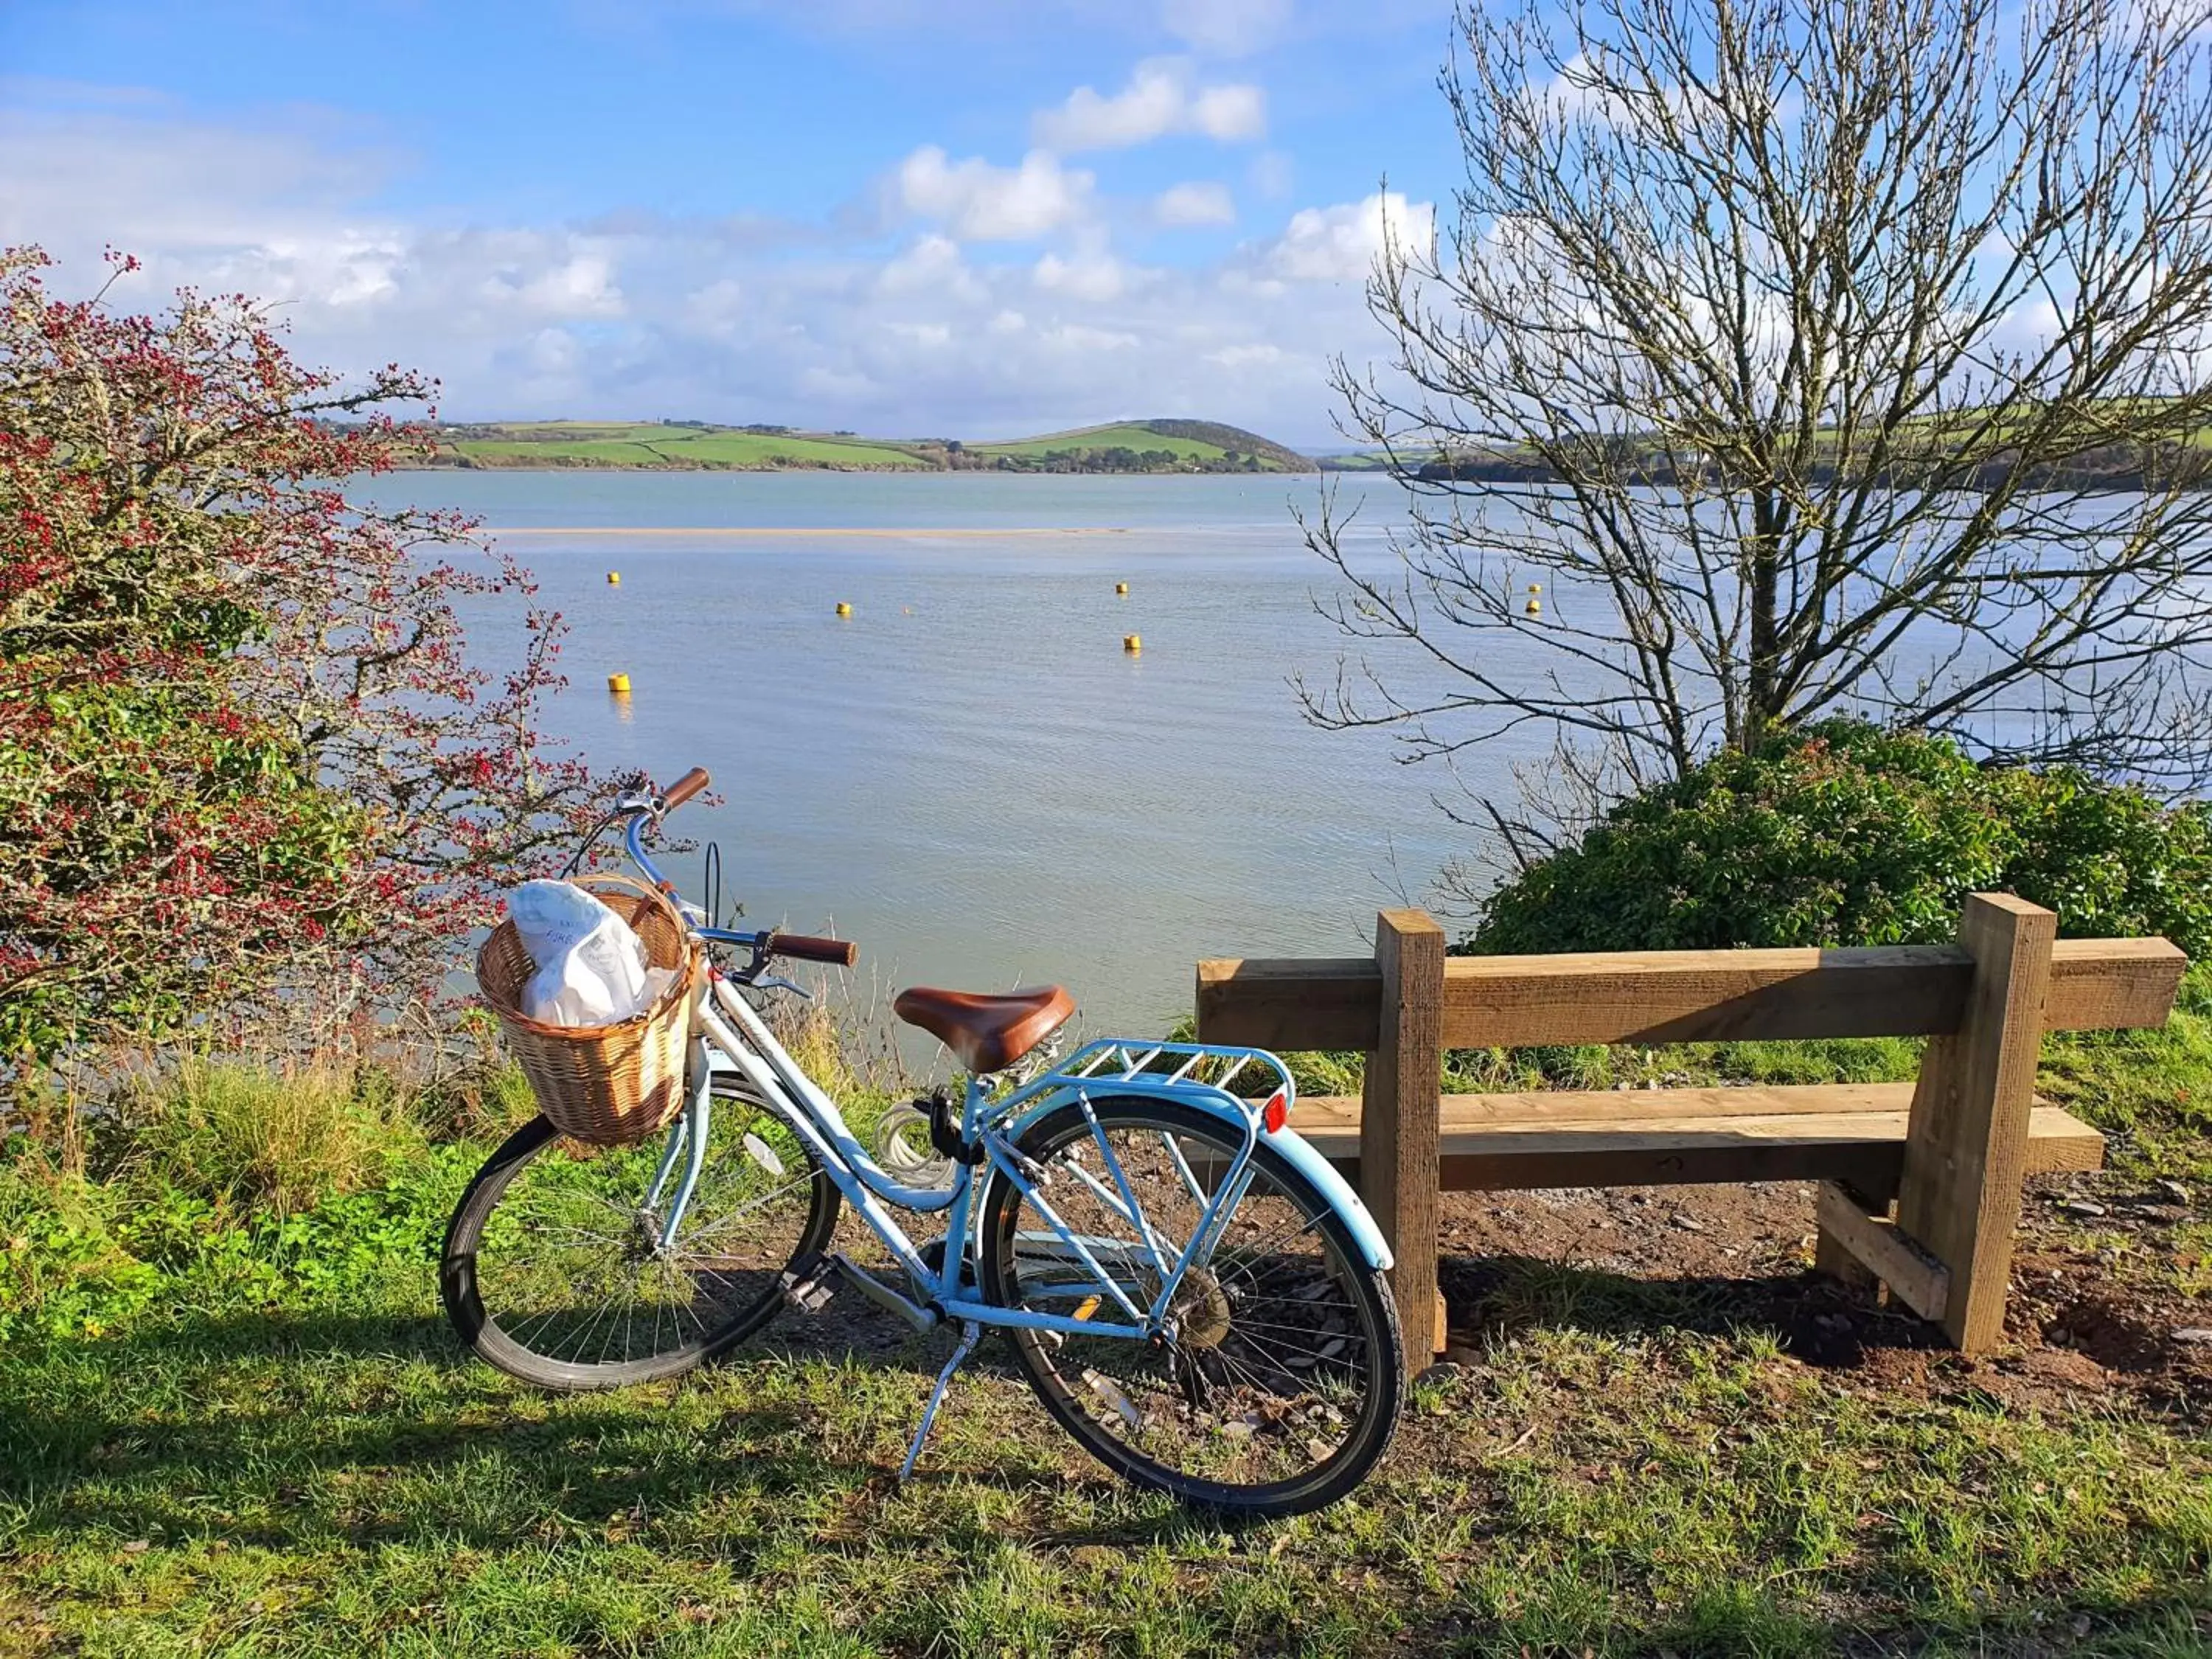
[
  {"left": 829, "top": 1251, "right": 940, "bottom": 1333},
  {"left": 780, "top": 1260, "right": 840, "bottom": 1312}
]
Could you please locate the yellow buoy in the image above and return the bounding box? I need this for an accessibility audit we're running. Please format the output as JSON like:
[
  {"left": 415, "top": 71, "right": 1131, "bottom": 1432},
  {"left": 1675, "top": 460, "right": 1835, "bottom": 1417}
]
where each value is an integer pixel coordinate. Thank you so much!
[
  {"left": 1116, "top": 582, "right": 1129, "bottom": 595},
  {"left": 835, "top": 602, "right": 852, "bottom": 618},
  {"left": 608, "top": 672, "right": 632, "bottom": 693},
  {"left": 1524, "top": 599, "right": 1542, "bottom": 617},
  {"left": 1526, "top": 582, "right": 1541, "bottom": 594},
  {"left": 1124, "top": 633, "right": 1142, "bottom": 653},
  {"left": 607, "top": 571, "right": 621, "bottom": 585}
]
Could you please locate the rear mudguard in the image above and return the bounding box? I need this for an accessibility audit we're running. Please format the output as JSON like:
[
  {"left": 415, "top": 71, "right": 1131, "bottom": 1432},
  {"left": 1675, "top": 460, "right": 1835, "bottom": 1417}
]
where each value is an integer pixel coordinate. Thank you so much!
[{"left": 998, "top": 1079, "right": 1394, "bottom": 1272}]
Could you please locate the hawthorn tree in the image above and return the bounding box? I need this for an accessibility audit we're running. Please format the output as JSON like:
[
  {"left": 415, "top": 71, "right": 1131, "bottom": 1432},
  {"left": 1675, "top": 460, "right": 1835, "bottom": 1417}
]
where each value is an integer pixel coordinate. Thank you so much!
[
  {"left": 0, "top": 247, "right": 597, "bottom": 1079},
  {"left": 1308, "top": 0, "right": 2212, "bottom": 862}
]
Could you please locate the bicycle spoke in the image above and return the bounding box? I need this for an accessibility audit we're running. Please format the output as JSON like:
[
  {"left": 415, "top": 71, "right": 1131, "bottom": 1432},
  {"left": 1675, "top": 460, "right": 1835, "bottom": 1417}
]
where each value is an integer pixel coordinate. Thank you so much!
[
  {"left": 459, "top": 1093, "right": 832, "bottom": 1379},
  {"left": 993, "top": 1101, "right": 1396, "bottom": 1506}
]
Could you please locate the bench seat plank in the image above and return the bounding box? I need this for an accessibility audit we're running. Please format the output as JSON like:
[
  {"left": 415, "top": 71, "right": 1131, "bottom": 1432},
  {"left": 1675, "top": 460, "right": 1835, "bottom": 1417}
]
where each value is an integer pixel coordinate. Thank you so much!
[{"left": 1284, "top": 1085, "right": 2104, "bottom": 1200}]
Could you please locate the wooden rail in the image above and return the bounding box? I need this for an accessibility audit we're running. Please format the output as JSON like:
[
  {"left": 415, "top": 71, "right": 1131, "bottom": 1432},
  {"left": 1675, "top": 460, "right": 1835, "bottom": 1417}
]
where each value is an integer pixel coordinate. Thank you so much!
[
  {"left": 1197, "top": 936, "right": 2185, "bottom": 1051},
  {"left": 1196, "top": 900, "right": 2185, "bottom": 1368}
]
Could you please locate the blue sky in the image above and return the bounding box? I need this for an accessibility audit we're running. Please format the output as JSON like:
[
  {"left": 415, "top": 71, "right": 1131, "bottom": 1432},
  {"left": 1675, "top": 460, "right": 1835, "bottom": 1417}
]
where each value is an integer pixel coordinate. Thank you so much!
[{"left": 1, "top": 0, "right": 1465, "bottom": 444}]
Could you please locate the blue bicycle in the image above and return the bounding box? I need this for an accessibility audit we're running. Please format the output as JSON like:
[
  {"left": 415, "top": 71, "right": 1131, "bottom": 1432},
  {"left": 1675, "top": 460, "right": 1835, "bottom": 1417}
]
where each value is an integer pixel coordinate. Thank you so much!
[{"left": 441, "top": 768, "right": 1405, "bottom": 1514}]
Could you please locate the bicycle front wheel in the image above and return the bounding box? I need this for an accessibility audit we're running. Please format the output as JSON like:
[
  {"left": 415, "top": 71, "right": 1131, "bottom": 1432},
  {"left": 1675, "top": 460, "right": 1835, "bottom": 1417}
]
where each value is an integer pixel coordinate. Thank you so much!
[
  {"left": 440, "top": 1077, "right": 838, "bottom": 1389},
  {"left": 981, "top": 1096, "right": 1403, "bottom": 1516}
]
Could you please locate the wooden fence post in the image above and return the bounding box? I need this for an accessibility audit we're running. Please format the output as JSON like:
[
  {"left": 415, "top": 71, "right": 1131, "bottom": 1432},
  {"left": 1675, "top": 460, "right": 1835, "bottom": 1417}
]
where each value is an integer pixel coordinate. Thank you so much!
[
  {"left": 1896, "top": 893, "right": 2056, "bottom": 1354},
  {"left": 1814, "top": 1183, "right": 1887, "bottom": 1291},
  {"left": 1360, "top": 909, "right": 1447, "bottom": 1368}
]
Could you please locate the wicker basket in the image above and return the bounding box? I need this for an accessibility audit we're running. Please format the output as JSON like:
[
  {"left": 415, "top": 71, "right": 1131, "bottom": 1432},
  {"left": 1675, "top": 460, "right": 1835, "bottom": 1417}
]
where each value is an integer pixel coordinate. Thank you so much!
[{"left": 476, "top": 873, "right": 702, "bottom": 1145}]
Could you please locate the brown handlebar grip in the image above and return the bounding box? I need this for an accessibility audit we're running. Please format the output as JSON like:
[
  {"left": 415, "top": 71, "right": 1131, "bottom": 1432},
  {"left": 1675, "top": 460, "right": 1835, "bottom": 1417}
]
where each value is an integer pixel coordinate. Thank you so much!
[
  {"left": 766, "top": 932, "right": 858, "bottom": 967},
  {"left": 661, "top": 767, "right": 711, "bottom": 810}
]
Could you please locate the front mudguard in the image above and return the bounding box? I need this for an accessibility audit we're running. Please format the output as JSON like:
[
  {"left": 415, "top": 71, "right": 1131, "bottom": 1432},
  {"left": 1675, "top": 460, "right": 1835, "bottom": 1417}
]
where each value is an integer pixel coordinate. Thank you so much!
[{"left": 998, "top": 1079, "right": 1394, "bottom": 1272}]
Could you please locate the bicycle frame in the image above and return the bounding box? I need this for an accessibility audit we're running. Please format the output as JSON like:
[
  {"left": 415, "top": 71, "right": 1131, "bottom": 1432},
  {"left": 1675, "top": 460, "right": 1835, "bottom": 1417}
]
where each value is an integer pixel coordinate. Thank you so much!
[{"left": 619, "top": 813, "right": 1301, "bottom": 1346}]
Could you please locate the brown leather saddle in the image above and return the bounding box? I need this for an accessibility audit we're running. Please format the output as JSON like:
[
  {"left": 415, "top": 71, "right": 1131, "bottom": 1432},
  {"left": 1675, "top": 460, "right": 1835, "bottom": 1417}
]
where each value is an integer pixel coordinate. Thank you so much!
[{"left": 893, "top": 984, "right": 1075, "bottom": 1074}]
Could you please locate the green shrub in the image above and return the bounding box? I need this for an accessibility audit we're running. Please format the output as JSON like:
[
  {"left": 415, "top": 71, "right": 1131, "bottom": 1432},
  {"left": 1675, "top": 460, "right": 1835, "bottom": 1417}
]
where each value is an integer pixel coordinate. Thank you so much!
[
  {"left": 1471, "top": 722, "right": 2212, "bottom": 956},
  {"left": 125, "top": 1059, "right": 416, "bottom": 1217},
  {"left": 0, "top": 1160, "right": 161, "bottom": 1340}
]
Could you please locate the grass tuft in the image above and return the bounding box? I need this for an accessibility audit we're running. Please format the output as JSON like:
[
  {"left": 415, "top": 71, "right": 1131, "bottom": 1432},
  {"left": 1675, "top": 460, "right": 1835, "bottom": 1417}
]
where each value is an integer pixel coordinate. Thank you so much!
[{"left": 122, "top": 1057, "right": 416, "bottom": 1217}]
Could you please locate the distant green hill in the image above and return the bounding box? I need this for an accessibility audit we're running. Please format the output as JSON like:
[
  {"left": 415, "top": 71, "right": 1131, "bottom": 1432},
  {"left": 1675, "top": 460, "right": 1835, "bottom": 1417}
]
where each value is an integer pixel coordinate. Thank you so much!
[
  {"left": 431, "top": 422, "right": 935, "bottom": 470},
  {"left": 967, "top": 420, "right": 1311, "bottom": 473},
  {"left": 428, "top": 417, "right": 1315, "bottom": 474}
]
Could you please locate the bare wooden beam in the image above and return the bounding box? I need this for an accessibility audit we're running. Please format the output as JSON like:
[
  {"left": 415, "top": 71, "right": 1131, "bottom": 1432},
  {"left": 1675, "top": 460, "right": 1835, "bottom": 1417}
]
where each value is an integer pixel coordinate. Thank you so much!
[
  {"left": 1196, "top": 936, "right": 2181, "bottom": 1054},
  {"left": 1195, "top": 957, "right": 1379, "bottom": 1050},
  {"left": 1898, "top": 894, "right": 2058, "bottom": 1354},
  {"left": 1815, "top": 1181, "right": 1887, "bottom": 1290},
  {"left": 1288, "top": 1091, "right": 2101, "bottom": 1197},
  {"left": 1441, "top": 936, "right": 2179, "bottom": 1047},
  {"left": 1360, "top": 911, "right": 1446, "bottom": 1368},
  {"left": 2045, "top": 938, "right": 2189, "bottom": 1032},
  {"left": 1815, "top": 1182, "right": 1951, "bottom": 1321}
]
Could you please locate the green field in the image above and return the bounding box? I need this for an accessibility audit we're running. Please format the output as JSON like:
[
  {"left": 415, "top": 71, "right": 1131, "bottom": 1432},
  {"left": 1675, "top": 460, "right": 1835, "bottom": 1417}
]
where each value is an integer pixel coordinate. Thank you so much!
[
  {"left": 443, "top": 423, "right": 935, "bottom": 470},
  {"left": 966, "top": 422, "right": 1276, "bottom": 465},
  {"left": 434, "top": 418, "right": 1315, "bottom": 473}
]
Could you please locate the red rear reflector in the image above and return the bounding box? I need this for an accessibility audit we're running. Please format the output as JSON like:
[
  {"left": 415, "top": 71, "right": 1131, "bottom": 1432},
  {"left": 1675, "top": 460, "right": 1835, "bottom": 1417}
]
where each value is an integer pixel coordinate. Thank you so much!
[{"left": 1262, "top": 1090, "right": 1288, "bottom": 1133}]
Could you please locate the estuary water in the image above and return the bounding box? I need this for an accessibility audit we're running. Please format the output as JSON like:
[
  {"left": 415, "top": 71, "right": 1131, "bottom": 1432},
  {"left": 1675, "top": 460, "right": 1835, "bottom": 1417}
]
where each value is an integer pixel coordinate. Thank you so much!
[{"left": 365, "top": 470, "right": 1554, "bottom": 1037}]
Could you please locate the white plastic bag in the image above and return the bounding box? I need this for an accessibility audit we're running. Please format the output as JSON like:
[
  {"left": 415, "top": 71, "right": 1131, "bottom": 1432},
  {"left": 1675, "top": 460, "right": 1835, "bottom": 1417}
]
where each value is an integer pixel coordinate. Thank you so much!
[{"left": 505, "top": 880, "right": 675, "bottom": 1028}]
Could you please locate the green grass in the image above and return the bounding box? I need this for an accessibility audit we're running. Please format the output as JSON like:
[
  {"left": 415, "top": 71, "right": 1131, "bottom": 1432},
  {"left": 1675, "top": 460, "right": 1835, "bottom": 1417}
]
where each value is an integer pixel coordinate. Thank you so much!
[
  {"left": 3, "top": 989, "right": 2208, "bottom": 1656},
  {"left": 966, "top": 421, "right": 1296, "bottom": 468},
  {"left": 436, "top": 417, "right": 1315, "bottom": 473},
  {"left": 448, "top": 425, "right": 934, "bottom": 470}
]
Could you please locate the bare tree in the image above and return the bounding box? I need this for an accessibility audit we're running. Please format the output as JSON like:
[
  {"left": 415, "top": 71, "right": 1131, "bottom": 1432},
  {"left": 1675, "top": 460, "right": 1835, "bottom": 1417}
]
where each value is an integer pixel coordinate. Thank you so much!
[{"left": 1307, "top": 0, "right": 2212, "bottom": 863}]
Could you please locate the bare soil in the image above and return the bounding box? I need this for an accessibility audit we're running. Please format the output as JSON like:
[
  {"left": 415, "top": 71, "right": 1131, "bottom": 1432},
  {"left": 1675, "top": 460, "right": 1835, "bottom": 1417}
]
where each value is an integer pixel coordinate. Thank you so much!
[{"left": 1433, "top": 1174, "right": 2212, "bottom": 1424}]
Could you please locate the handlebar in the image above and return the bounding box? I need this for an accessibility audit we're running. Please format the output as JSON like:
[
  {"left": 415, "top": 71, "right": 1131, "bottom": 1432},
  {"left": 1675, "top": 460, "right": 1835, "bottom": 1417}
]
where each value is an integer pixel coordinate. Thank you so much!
[
  {"left": 616, "top": 768, "right": 860, "bottom": 973},
  {"left": 661, "top": 766, "right": 711, "bottom": 810},
  {"left": 763, "top": 931, "right": 859, "bottom": 967}
]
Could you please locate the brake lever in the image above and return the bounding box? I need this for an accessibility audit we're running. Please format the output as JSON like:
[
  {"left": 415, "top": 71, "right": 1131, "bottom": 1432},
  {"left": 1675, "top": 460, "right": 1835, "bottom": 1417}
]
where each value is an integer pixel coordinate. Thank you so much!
[{"left": 751, "top": 974, "right": 814, "bottom": 1002}]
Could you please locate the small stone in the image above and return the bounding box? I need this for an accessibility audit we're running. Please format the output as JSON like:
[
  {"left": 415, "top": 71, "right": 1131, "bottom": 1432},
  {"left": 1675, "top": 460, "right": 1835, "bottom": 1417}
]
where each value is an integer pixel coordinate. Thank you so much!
[
  {"left": 2060, "top": 1200, "right": 2108, "bottom": 1218},
  {"left": 121, "top": 1540, "right": 150, "bottom": 1554},
  {"left": 1419, "top": 1361, "right": 1467, "bottom": 1385},
  {"left": 1669, "top": 1212, "right": 1705, "bottom": 1232},
  {"left": 2171, "top": 1328, "right": 2212, "bottom": 1346},
  {"left": 2154, "top": 1178, "right": 2191, "bottom": 1205},
  {"left": 1217, "top": 1418, "right": 1258, "bottom": 1441},
  {"left": 2135, "top": 1205, "right": 2190, "bottom": 1225}
]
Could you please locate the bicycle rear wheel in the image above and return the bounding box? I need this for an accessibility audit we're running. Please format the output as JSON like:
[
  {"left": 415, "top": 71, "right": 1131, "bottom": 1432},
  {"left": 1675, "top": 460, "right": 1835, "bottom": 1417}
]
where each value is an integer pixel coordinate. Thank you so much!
[
  {"left": 441, "top": 1077, "right": 838, "bottom": 1388},
  {"left": 981, "top": 1096, "right": 1403, "bottom": 1516}
]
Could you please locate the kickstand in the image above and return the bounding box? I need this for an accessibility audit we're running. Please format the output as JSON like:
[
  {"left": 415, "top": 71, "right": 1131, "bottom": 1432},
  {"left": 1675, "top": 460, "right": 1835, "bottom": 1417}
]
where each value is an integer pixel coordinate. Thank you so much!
[{"left": 900, "top": 1319, "right": 982, "bottom": 1482}]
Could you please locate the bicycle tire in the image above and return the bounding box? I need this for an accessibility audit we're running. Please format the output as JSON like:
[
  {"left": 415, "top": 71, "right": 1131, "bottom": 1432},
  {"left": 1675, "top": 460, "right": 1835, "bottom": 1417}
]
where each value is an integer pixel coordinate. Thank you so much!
[
  {"left": 979, "top": 1094, "right": 1403, "bottom": 1516},
  {"left": 440, "top": 1077, "right": 839, "bottom": 1390}
]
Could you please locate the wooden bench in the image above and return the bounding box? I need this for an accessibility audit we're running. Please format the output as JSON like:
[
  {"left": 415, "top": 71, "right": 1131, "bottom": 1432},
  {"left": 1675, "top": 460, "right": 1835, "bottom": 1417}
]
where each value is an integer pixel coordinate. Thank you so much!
[{"left": 1197, "top": 894, "right": 2185, "bottom": 1367}]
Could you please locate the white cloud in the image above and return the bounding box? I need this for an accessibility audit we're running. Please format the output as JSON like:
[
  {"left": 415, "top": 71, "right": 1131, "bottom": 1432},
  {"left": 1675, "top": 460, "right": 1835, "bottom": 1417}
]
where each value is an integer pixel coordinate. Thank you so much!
[
  {"left": 893, "top": 146, "right": 1094, "bottom": 240},
  {"left": 495, "top": 248, "right": 625, "bottom": 317},
  {"left": 1034, "top": 247, "right": 1133, "bottom": 302},
  {"left": 1155, "top": 181, "right": 1237, "bottom": 226},
  {"left": 1160, "top": 0, "right": 1294, "bottom": 55},
  {"left": 876, "top": 234, "right": 985, "bottom": 300},
  {"left": 1265, "top": 190, "right": 1433, "bottom": 282},
  {"left": 1190, "top": 83, "right": 1267, "bottom": 139},
  {"left": 1208, "top": 342, "right": 1284, "bottom": 366},
  {"left": 5, "top": 91, "right": 1408, "bottom": 443},
  {"left": 1033, "top": 58, "right": 1265, "bottom": 150}
]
